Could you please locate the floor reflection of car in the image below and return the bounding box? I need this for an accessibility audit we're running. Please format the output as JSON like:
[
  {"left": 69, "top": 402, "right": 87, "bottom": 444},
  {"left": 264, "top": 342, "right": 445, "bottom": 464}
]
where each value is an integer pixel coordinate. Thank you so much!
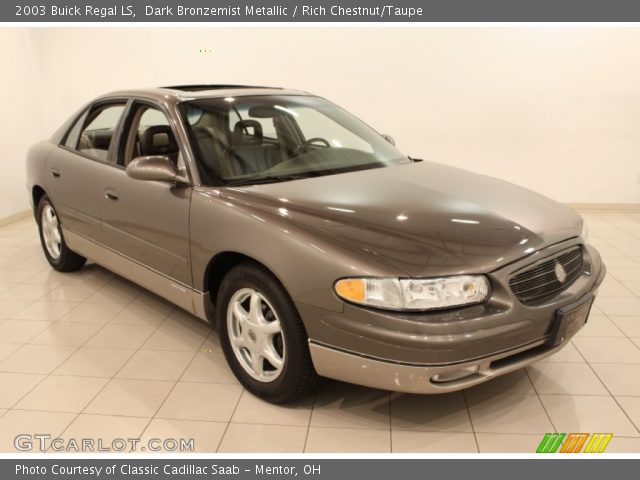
[{"left": 26, "top": 85, "right": 605, "bottom": 403}]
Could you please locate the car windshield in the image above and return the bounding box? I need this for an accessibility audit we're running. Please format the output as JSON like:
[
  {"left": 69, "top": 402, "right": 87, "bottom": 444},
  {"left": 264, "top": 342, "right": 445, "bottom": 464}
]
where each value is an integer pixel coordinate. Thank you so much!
[{"left": 179, "top": 95, "right": 411, "bottom": 186}]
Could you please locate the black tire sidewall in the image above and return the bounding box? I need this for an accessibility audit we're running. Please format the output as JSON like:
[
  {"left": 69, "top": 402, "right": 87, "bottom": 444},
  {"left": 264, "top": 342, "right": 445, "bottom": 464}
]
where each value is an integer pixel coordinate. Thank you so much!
[{"left": 216, "top": 263, "right": 313, "bottom": 403}]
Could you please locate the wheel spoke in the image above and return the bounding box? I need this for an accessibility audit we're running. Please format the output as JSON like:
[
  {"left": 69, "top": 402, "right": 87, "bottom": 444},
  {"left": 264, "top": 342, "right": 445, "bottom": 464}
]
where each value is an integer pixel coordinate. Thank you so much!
[
  {"left": 262, "top": 343, "right": 283, "bottom": 370},
  {"left": 251, "top": 353, "right": 264, "bottom": 376},
  {"left": 248, "top": 293, "right": 262, "bottom": 321},
  {"left": 232, "top": 336, "right": 246, "bottom": 348},
  {"left": 233, "top": 302, "right": 248, "bottom": 325},
  {"left": 260, "top": 319, "right": 281, "bottom": 335}
]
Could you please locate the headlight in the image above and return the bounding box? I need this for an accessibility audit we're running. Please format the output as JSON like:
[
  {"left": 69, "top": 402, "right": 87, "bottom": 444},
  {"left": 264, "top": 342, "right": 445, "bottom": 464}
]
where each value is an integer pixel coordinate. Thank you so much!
[
  {"left": 580, "top": 221, "right": 589, "bottom": 244},
  {"left": 334, "top": 276, "right": 490, "bottom": 311}
]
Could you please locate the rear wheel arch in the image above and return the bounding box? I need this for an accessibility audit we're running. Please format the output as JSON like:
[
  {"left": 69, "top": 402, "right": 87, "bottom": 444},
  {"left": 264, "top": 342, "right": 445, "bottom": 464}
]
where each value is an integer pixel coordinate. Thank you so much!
[{"left": 32, "top": 185, "right": 47, "bottom": 213}]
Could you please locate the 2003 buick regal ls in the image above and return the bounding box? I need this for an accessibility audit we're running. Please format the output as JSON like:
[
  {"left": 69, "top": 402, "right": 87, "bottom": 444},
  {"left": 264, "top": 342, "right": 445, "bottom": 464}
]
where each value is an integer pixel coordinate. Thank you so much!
[{"left": 27, "top": 85, "right": 605, "bottom": 403}]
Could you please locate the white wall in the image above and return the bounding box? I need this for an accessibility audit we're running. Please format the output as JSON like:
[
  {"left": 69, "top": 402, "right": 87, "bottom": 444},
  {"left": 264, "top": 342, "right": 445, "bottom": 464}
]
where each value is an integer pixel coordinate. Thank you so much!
[
  {"left": 0, "top": 29, "right": 45, "bottom": 219},
  {"left": 7, "top": 27, "right": 640, "bottom": 218}
]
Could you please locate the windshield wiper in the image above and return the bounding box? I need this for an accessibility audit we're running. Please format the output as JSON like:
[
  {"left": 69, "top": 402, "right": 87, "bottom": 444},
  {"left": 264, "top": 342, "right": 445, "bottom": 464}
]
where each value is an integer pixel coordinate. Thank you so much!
[{"left": 224, "top": 174, "right": 311, "bottom": 187}]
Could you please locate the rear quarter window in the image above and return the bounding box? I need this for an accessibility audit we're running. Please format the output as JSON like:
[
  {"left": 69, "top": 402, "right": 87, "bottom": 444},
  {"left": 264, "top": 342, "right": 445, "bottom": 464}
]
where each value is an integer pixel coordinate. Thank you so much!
[{"left": 62, "top": 110, "right": 88, "bottom": 149}]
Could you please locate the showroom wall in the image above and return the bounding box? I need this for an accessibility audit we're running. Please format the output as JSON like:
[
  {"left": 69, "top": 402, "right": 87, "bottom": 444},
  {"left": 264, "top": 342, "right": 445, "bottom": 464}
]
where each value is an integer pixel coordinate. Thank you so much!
[
  {"left": 3, "top": 27, "right": 639, "bottom": 220},
  {"left": 1, "top": 29, "right": 45, "bottom": 220}
]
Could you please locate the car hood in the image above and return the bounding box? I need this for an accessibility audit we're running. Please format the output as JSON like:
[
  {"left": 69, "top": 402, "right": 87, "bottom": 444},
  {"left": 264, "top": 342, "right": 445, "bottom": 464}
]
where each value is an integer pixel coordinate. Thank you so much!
[{"left": 221, "top": 160, "right": 582, "bottom": 277}]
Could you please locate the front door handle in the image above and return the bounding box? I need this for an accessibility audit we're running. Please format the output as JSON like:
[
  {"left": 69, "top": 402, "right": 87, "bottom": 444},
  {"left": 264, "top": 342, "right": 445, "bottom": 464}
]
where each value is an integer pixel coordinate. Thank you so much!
[
  {"left": 50, "top": 168, "right": 61, "bottom": 178},
  {"left": 105, "top": 190, "right": 119, "bottom": 201}
]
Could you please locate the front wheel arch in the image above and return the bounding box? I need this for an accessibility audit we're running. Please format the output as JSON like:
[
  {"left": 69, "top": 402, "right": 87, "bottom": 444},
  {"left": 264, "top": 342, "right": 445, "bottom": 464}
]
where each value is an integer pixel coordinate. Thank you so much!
[{"left": 204, "top": 252, "right": 291, "bottom": 311}]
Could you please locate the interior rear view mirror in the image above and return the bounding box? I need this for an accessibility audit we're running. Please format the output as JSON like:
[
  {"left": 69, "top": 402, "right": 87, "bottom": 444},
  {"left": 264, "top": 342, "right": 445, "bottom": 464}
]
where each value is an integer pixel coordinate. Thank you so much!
[{"left": 248, "top": 105, "right": 280, "bottom": 118}]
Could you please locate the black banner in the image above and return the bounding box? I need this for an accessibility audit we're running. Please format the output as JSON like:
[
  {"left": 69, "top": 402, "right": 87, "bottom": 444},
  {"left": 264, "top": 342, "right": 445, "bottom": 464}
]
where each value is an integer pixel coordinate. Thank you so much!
[
  {"left": 4, "top": 459, "right": 640, "bottom": 480},
  {"left": 4, "top": 0, "right": 640, "bottom": 22}
]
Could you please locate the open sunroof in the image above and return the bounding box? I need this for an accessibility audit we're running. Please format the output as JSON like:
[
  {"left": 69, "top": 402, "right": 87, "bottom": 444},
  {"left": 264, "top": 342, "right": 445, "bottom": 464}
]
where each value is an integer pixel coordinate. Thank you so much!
[{"left": 161, "top": 84, "right": 276, "bottom": 92}]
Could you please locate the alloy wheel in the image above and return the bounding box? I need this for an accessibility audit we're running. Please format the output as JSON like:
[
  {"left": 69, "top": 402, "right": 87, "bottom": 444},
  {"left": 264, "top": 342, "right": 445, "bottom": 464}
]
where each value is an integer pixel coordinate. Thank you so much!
[
  {"left": 226, "top": 288, "right": 286, "bottom": 383},
  {"left": 41, "top": 204, "right": 62, "bottom": 260}
]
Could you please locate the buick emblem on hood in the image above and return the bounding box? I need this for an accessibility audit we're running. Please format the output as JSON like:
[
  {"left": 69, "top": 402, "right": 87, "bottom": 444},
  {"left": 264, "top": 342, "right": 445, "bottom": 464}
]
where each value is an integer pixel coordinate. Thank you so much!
[{"left": 555, "top": 262, "right": 567, "bottom": 283}]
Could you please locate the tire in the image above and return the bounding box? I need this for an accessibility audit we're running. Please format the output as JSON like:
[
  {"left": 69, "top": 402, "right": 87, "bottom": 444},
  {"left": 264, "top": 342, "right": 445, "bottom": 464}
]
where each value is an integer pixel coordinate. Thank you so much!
[
  {"left": 216, "top": 262, "right": 318, "bottom": 403},
  {"left": 36, "top": 195, "right": 86, "bottom": 272}
]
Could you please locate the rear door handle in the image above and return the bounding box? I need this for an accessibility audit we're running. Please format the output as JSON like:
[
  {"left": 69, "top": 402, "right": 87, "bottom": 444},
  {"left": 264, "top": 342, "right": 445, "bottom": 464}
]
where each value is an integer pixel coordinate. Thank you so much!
[
  {"left": 105, "top": 190, "right": 119, "bottom": 201},
  {"left": 50, "top": 168, "right": 61, "bottom": 178}
]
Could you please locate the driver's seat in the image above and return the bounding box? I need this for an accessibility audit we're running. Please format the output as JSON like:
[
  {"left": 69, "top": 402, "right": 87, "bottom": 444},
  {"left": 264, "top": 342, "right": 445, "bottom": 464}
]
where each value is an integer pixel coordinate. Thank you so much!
[{"left": 228, "top": 120, "right": 278, "bottom": 175}]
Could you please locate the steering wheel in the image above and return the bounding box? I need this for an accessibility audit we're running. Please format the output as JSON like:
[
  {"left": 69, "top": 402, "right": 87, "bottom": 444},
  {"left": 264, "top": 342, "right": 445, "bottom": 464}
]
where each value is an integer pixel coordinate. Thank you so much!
[{"left": 293, "top": 137, "right": 330, "bottom": 156}]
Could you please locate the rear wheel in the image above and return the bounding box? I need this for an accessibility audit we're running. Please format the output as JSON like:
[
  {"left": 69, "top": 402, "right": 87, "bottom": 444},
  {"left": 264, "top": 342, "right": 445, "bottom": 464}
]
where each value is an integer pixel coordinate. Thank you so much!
[
  {"left": 37, "top": 195, "right": 86, "bottom": 272},
  {"left": 216, "top": 263, "right": 318, "bottom": 403}
]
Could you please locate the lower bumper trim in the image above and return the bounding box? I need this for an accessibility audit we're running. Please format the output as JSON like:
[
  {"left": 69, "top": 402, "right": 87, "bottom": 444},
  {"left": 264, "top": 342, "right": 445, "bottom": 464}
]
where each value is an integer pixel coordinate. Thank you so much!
[{"left": 309, "top": 338, "right": 566, "bottom": 394}]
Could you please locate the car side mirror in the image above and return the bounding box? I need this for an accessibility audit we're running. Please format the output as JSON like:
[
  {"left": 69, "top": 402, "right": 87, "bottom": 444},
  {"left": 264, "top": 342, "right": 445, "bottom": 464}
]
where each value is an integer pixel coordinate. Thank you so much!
[
  {"left": 382, "top": 134, "right": 396, "bottom": 146},
  {"left": 126, "top": 155, "right": 188, "bottom": 184}
]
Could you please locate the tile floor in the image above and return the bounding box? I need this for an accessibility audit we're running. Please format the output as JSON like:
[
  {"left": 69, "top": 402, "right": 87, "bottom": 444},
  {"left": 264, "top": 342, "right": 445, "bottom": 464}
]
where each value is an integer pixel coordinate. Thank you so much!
[{"left": 0, "top": 212, "right": 639, "bottom": 453}]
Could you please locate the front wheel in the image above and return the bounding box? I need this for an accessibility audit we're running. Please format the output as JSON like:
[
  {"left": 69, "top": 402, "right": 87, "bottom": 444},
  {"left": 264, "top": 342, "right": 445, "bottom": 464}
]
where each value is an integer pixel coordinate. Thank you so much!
[
  {"left": 216, "top": 263, "right": 318, "bottom": 403},
  {"left": 36, "top": 195, "right": 86, "bottom": 272}
]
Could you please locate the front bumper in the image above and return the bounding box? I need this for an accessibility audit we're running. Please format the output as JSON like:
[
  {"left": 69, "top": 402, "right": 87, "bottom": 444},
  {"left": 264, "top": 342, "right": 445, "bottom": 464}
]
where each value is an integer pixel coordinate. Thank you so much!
[
  {"left": 310, "top": 335, "right": 568, "bottom": 394},
  {"left": 303, "top": 239, "right": 606, "bottom": 393}
]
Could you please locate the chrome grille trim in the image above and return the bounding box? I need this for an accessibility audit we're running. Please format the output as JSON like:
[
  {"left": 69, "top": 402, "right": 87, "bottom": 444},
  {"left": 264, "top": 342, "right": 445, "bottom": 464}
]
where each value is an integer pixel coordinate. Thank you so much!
[{"left": 509, "top": 246, "right": 584, "bottom": 304}]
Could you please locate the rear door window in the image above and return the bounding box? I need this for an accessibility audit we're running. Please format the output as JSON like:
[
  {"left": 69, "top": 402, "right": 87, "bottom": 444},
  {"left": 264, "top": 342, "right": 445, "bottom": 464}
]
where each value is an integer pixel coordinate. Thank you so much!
[{"left": 75, "top": 103, "right": 126, "bottom": 161}]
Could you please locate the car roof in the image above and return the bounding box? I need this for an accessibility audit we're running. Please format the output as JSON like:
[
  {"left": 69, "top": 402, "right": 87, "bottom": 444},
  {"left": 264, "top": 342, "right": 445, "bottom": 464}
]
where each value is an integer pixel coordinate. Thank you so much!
[{"left": 97, "top": 85, "right": 311, "bottom": 106}]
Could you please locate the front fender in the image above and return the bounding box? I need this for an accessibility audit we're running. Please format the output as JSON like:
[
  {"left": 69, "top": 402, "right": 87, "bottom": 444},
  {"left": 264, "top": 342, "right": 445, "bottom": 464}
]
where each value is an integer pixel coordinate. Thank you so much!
[{"left": 189, "top": 188, "right": 405, "bottom": 314}]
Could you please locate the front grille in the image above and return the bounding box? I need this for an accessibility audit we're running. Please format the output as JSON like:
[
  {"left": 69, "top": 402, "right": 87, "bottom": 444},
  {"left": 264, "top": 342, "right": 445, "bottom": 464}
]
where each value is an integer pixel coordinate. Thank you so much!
[{"left": 510, "top": 246, "right": 584, "bottom": 304}]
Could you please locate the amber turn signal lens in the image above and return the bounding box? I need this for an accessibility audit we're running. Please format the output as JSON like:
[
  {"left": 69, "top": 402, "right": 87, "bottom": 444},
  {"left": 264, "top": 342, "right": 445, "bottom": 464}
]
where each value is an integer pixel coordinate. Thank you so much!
[{"left": 334, "top": 279, "right": 365, "bottom": 303}]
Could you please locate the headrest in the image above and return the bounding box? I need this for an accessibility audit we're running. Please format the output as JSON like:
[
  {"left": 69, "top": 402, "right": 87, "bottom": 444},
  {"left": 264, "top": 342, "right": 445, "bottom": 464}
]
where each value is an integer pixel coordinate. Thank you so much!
[
  {"left": 141, "top": 125, "right": 178, "bottom": 156},
  {"left": 91, "top": 131, "right": 112, "bottom": 150},
  {"left": 233, "top": 120, "right": 263, "bottom": 146}
]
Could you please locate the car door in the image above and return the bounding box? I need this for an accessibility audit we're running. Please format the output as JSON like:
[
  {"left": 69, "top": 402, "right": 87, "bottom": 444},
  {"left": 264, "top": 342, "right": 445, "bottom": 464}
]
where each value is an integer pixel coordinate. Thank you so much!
[
  {"left": 47, "top": 101, "right": 127, "bottom": 241},
  {"left": 100, "top": 100, "right": 193, "bottom": 301}
]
